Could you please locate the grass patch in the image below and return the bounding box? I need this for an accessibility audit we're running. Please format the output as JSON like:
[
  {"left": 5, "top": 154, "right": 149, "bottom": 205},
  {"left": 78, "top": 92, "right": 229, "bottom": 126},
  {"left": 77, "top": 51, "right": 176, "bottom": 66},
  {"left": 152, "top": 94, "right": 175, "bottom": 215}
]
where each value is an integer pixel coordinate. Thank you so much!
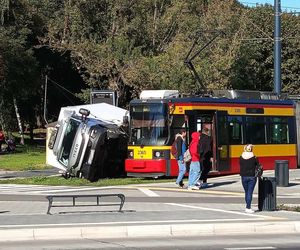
[
  {"left": 0, "top": 145, "right": 47, "bottom": 171},
  {"left": 0, "top": 175, "right": 175, "bottom": 186},
  {"left": 278, "top": 204, "right": 300, "bottom": 212}
]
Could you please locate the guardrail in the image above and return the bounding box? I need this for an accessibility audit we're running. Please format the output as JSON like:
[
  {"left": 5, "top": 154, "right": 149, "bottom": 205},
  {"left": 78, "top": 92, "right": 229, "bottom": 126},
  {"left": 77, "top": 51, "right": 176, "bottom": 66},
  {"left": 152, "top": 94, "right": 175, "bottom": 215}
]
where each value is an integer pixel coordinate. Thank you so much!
[{"left": 46, "top": 194, "right": 125, "bottom": 214}]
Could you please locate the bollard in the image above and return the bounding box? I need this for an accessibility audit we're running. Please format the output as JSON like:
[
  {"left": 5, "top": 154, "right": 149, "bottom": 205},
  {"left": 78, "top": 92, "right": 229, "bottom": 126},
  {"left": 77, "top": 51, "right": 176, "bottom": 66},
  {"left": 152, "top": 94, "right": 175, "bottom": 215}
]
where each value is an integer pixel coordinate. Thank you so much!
[
  {"left": 275, "top": 160, "right": 289, "bottom": 187},
  {"left": 258, "top": 177, "right": 277, "bottom": 211}
]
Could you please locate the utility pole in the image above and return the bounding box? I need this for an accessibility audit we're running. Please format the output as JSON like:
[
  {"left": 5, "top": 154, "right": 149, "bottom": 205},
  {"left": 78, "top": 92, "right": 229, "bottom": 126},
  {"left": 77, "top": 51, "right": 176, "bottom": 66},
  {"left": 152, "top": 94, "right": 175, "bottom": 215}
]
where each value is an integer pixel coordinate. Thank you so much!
[
  {"left": 43, "top": 75, "right": 48, "bottom": 124},
  {"left": 274, "top": 0, "right": 281, "bottom": 96}
]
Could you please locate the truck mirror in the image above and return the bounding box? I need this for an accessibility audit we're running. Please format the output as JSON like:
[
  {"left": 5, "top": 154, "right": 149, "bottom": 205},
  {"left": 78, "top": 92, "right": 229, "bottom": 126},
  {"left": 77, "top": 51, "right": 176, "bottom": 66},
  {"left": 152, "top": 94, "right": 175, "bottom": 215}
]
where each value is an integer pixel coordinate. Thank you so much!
[{"left": 79, "top": 108, "right": 90, "bottom": 121}]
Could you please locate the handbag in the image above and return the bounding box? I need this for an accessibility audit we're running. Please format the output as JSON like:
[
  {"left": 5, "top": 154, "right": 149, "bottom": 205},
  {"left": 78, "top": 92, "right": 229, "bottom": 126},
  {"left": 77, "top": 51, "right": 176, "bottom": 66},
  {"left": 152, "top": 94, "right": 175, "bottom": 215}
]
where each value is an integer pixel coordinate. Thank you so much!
[
  {"left": 183, "top": 149, "right": 192, "bottom": 163},
  {"left": 255, "top": 163, "right": 263, "bottom": 178}
]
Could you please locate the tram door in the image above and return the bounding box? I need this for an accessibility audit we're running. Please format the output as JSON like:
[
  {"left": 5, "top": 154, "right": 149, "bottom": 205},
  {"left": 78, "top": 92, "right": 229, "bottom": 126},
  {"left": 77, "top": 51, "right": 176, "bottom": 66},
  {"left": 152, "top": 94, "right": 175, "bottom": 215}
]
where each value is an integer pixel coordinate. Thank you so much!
[
  {"left": 215, "top": 111, "right": 230, "bottom": 171},
  {"left": 185, "top": 110, "right": 214, "bottom": 163}
]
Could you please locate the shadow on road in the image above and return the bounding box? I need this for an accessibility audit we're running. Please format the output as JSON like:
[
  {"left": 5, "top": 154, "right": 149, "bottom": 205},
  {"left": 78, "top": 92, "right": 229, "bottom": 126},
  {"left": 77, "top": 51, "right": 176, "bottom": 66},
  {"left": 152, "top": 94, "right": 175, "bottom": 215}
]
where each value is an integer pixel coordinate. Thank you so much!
[
  {"left": 206, "top": 181, "right": 237, "bottom": 188},
  {"left": 0, "top": 210, "right": 10, "bottom": 214}
]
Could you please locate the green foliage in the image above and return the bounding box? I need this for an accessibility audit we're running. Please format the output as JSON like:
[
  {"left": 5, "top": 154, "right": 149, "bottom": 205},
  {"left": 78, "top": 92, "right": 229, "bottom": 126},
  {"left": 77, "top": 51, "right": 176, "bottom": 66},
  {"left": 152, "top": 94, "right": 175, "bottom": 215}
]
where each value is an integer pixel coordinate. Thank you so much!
[
  {"left": 281, "top": 13, "right": 300, "bottom": 94},
  {"left": 231, "top": 6, "right": 275, "bottom": 91},
  {"left": 42, "top": 0, "right": 300, "bottom": 97},
  {"left": 1, "top": 0, "right": 300, "bottom": 133},
  {"left": 0, "top": 0, "right": 42, "bottom": 133}
]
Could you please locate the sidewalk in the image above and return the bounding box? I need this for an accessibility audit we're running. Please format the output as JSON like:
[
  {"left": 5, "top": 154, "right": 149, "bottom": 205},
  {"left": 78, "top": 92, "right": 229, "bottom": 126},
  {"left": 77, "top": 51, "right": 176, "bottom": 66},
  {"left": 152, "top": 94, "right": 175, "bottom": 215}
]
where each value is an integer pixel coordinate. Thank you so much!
[{"left": 0, "top": 170, "right": 300, "bottom": 241}]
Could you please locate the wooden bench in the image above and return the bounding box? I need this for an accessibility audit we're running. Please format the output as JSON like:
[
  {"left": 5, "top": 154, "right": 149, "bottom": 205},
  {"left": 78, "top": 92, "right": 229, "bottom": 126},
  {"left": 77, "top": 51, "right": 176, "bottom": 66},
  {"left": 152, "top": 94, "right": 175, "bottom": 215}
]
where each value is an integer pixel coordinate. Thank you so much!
[{"left": 46, "top": 193, "right": 125, "bottom": 214}]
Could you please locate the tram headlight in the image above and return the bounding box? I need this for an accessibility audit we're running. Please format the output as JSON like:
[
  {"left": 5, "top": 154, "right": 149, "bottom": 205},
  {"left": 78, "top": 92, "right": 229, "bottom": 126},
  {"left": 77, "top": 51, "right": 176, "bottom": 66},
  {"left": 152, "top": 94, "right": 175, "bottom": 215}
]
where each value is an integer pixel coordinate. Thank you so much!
[
  {"left": 153, "top": 150, "right": 165, "bottom": 159},
  {"left": 128, "top": 150, "right": 134, "bottom": 159}
]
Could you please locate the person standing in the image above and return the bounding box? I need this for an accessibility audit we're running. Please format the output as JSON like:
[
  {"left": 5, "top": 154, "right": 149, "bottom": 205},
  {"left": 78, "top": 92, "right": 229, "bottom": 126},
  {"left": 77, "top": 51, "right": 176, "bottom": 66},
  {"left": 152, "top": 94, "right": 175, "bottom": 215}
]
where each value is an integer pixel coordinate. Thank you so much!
[
  {"left": 198, "top": 127, "right": 212, "bottom": 188},
  {"left": 175, "top": 130, "right": 187, "bottom": 188},
  {"left": 187, "top": 131, "right": 201, "bottom": 190},
  {"left": 240, "top": 144, "right": 259, "bottom": 213},
  {"left": 0, "top": 130, "right": 5, "bottom": 152}
]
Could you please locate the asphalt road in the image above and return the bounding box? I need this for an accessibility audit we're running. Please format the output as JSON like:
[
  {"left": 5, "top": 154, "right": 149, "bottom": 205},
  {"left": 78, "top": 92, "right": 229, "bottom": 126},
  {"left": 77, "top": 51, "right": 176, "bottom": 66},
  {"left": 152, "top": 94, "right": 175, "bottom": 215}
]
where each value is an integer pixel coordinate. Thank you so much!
[
  {"left": 0, "top": 169, "right": 300, "bottom": 242},
  {"left": 0, "top": 167, "right": 59, "bottom": 179}
]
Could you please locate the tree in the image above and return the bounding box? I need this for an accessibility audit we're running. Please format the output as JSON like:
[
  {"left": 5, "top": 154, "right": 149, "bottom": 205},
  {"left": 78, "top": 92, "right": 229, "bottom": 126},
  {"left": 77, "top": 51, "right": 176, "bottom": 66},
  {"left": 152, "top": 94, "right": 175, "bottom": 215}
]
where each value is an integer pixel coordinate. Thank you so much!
[
  {"left": 231, "top": 4, "right": 300, "bottom": 94},
  {"left": 0, "top": 0, "right": 41, "bottom": 142}
]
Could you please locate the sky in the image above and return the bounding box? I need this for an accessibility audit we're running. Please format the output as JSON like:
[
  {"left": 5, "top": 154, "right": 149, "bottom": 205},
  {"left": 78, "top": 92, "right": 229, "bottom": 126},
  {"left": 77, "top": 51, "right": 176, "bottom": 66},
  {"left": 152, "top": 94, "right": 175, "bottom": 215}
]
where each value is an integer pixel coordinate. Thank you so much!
[{"left": 238, "top": 0, "right": 300, "bottom": 12}]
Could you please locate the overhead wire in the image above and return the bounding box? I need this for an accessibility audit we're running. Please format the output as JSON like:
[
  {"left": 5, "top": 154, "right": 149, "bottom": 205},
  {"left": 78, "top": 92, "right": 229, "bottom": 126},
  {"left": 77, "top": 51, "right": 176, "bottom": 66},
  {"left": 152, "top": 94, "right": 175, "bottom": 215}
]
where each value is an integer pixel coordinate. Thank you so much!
[
  {"left": 239, "top": 1, "right": 300, "bottom": 12},
  {"left": 47, "top": 77, "right": 77, "bottom": 105}
]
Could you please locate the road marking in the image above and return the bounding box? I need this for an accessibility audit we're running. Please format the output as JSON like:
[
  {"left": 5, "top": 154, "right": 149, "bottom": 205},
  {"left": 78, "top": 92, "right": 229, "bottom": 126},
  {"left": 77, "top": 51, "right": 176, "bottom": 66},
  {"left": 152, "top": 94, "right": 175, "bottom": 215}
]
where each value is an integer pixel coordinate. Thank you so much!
[
  {"left": 225, "top": 247, "right": 276, "bottom": 250},
  {"left": 134, "top": 186, "right": 244, "bottom": 196},
  {"left": 165, "top": 203, "right": 284, "bottom": 219},
  {"left": 138, "top": 188, "right": 160, "bottom": 197},
  {"left": 0, "top": 184, "right": 118, "bottom": 194},
  {"left": 30, "top": 186, "right": 109, "bottom": 194}
]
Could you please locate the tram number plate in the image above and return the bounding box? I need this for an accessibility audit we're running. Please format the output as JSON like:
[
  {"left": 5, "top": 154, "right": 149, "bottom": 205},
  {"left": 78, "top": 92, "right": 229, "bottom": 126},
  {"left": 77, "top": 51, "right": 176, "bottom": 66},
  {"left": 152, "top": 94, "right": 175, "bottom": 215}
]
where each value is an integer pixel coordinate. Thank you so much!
[{"left": 137, "top": 150, "right": 147, "bottom": 158}]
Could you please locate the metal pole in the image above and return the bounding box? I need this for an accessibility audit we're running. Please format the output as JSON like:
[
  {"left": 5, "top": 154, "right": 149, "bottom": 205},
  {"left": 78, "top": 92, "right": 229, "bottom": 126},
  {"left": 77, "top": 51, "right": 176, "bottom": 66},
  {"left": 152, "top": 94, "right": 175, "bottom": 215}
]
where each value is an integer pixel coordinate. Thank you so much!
[
  {"left": 43, "top": 75, "right": 48, "bottom": 124},
  {"left": 274, "top": 0, "right": 281, "bottom": 96}
]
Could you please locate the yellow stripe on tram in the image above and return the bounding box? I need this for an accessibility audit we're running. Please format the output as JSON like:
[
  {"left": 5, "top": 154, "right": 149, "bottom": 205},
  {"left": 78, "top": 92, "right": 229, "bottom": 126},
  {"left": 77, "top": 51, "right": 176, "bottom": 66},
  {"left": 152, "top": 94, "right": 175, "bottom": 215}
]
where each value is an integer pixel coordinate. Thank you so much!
[
  {"left": 230, "top": 144, "right": 297, "bottom": 158},
  {"left": 173, "top": 105, "right": 294, "bottom": 116}
]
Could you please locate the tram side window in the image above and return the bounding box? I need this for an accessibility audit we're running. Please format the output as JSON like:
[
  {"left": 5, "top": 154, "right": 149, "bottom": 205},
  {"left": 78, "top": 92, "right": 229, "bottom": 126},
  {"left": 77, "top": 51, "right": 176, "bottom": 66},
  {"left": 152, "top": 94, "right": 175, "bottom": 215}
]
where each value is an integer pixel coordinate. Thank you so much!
[
  {"left": 228, "top": 116, "right": 243, "bottom": 144},
  {"left": 170, "top": 115, "right": 186, "bottom": 143},
  {"left": 268, "top": 117, "right": 289, "bottom": 144},
  {"left": 244, "top": 116, "right": 266, "bottom": 144}
]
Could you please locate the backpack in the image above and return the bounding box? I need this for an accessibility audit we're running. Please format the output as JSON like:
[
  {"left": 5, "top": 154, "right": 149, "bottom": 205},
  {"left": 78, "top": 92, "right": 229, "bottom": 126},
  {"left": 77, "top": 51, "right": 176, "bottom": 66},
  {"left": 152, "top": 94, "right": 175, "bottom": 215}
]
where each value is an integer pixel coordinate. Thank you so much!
[{"left": 171, "top": 139, "right": 178, "bottom": 158}]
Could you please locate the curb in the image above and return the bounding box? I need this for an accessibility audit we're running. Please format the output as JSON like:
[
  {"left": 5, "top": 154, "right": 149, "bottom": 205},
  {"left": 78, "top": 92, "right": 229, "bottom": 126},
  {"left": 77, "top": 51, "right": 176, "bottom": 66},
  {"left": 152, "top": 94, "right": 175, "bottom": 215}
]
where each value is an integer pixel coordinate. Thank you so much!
[{"left": 1, "top": 221, "right": 300, "bottom": 242}]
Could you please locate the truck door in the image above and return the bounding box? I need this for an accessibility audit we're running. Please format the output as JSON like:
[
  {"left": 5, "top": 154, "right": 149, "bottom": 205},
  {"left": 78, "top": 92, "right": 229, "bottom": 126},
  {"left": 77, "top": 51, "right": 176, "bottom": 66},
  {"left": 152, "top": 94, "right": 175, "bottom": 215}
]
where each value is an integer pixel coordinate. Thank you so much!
[{"left": 215, "top": 111, "right": 230, "bottom": 171}]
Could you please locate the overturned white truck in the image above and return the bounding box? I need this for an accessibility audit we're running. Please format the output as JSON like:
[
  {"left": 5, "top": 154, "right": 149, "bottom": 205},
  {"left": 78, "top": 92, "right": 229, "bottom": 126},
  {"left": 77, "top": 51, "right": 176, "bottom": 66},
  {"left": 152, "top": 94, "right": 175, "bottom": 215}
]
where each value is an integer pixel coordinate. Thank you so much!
[{"left": 46, "top": 103, "right": 129, "bottom": 182}]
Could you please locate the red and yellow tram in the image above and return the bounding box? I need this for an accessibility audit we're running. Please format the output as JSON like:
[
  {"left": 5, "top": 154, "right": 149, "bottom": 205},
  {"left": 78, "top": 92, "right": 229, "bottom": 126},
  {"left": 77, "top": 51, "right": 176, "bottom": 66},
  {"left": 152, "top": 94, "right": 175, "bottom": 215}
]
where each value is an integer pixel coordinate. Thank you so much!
[{"left": 125, "top": 90, "right": 298, "bottom": 177}]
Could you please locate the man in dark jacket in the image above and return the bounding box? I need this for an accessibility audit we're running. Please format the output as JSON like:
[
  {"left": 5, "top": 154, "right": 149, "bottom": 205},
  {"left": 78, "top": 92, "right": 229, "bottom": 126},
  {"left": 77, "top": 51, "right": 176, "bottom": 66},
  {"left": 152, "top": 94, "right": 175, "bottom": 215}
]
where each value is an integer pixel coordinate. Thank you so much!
[
  {"left": 175, "top": 129, "right": 187, "bottom": 188},
  {"left": 198, "top": 127, "right": 212, "bottom": 188}
]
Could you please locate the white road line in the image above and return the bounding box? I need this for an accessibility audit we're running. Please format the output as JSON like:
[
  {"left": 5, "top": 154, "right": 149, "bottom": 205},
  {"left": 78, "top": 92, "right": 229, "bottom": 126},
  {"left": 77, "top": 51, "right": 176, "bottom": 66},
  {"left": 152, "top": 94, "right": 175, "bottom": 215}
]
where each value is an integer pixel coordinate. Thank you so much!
[
  {"left": 225, "top": 247, "right": 276, "bottom": 250},
  {"left": 165, "top": 203, "right": 278, "bottom": 219},
  {"left": 138, "top": 188, "right": 160, "bottom": 197},
  {"left": 0, "top": 184, "right": 111, "bottom": 194}
]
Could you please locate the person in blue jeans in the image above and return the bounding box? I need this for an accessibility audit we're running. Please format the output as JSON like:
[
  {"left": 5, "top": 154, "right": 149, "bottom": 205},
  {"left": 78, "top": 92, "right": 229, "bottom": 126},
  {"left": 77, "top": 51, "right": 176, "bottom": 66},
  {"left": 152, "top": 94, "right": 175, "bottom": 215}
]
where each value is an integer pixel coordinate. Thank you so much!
[
  {"left": 239, "top": 144, "right": 260, "bottom": 213},
  {"left": 188, "top": 131, "right": 201, "bottom": 190},
  {"left": 175, "top": 130, "right": 187, "bottom": 188}
]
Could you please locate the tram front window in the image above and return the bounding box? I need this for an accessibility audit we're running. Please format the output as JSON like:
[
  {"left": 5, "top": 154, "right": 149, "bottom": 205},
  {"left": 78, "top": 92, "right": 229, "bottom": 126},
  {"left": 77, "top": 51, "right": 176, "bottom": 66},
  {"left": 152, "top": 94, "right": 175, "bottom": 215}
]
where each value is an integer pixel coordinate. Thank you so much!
[{"left": 130, "top": 104, "right": 168, "bottom": 146}]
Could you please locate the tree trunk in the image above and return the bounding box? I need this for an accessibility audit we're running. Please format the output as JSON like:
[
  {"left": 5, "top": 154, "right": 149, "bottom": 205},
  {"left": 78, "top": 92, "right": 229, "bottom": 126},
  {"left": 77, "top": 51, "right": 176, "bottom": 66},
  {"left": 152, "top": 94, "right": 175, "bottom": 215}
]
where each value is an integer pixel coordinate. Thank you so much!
[
  {"left": 62, "top": 0, "right": 71, "bottom": 44},
  {"left": 29, "top": 122, "right": 34, "bottom": 142},
  {"left": 0, "top": 0, "right": 10, "bottom": 25},
  {"left": 0, "top": 98, "right": 7, "bottom": 133},
  {"left": 13, "top": 97, "right": 25, "bottom": 145},
  {"left": 152, "top": 0, "right": 158, "bottom": 47}
]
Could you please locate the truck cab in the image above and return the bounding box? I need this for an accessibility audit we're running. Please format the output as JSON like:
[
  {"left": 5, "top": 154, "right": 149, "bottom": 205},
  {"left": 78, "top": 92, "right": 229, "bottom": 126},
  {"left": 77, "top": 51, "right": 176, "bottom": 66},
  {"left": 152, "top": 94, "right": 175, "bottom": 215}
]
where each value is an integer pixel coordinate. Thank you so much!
[{"left": 47, "top": 104, "right": 128, "bottom": 181}]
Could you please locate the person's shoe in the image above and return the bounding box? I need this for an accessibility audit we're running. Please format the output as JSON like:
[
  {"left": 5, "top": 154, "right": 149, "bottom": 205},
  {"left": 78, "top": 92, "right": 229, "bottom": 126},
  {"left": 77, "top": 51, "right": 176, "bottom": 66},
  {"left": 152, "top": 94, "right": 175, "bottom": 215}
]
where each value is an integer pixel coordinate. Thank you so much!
[
  {"left": 175, "top": 182, "right": 184, "bottom": 188},
  {"left": 195, "top": 181, "right": 202, "bottom": 186},
  {"left": 201, "top": 183, "right": 209, "bottom": 188},
  {"left": 245, "top": 208, "right": 255, "bottom": 214},
  {"left": 179, "top": 182, "right": 185, "bottom": 188},
  {"left": 188, "top": 186, "right": 199, "bottom": 190}
]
